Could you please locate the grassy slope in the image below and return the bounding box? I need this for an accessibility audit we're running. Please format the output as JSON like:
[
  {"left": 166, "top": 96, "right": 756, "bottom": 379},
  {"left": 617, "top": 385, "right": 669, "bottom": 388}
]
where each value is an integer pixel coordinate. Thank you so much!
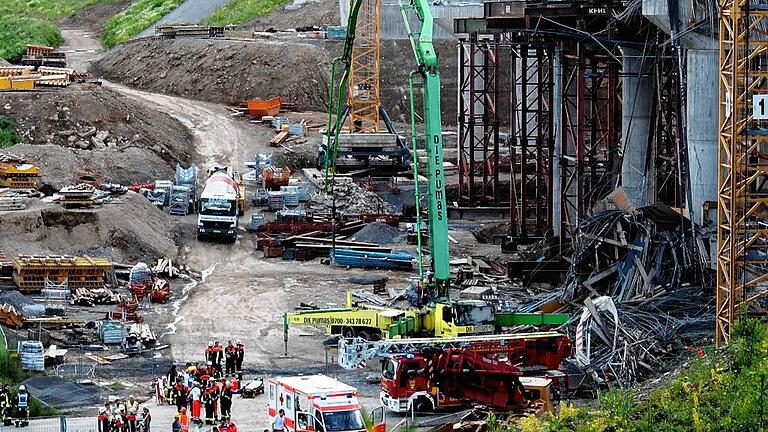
[
  {"left": 203, "top": 0, "right": 292, "bottom": 26},
  {"left": 103, "top": 0, "right": 185, "bottom": 48},
  {"left": 513, "top": 318, "right": 768, "bottom": 432},
  {"left": 0, "top": 1, "right": 121, "bottom": 61}
]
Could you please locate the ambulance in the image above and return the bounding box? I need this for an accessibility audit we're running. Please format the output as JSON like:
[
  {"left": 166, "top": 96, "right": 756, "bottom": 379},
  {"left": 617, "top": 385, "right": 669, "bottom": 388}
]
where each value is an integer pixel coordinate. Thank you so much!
[{"left": 267, "top": 375, "right": 385, "bottom": 432}]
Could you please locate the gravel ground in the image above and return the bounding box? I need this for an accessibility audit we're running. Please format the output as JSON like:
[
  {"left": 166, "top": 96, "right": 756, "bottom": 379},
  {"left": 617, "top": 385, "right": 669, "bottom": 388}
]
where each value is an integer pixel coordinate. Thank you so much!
[{"left": 138, "top": 0, "right": 235, "bottom": 38}]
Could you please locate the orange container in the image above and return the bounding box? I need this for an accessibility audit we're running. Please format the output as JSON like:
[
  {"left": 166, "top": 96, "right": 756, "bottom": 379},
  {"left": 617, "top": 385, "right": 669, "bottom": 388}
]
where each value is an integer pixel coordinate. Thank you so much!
[{"left": 247, "top": 97, "right": 282, "bottom": 117}]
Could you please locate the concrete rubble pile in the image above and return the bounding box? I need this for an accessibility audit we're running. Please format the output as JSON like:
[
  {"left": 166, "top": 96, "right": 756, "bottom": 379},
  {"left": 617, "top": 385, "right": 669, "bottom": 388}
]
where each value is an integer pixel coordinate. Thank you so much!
[{"left": 309, "top": 179, "right": 395, "bottom": 215}]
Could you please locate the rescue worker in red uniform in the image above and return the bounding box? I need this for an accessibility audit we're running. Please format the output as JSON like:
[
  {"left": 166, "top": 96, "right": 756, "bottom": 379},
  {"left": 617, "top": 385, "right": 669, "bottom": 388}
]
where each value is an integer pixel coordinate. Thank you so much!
[
  {"left": 205, "top": 342, "right": 214, "bottom": 366},
  {"left": 97, "top": 407, "right": 110, "bottom": 432},
  {"left": 220, "top": 417, "right": 238, "bottom": 432},
  {"left": 211, "top": 341, "right": 224, "bottom": 376},
  {"left": 235, "top": 340, "right": 245, "bottom": 379},
  {"left": 188, "top": 382, "right": 202, "bottom": 424},
  {"left": 126, "top": 407, "right": 138, "bottom": 432},
  {"left": 171, "top": 379, "right": 190, "bottom": 413},
  {"left": 202, "top": 379, "right": 219, "bottom": 425},
  {"left": 219, "top": 380, "right": 234, "bottom": 419},
  {"left": 224, "top": 341, "right": 236, "bottom": 375}
]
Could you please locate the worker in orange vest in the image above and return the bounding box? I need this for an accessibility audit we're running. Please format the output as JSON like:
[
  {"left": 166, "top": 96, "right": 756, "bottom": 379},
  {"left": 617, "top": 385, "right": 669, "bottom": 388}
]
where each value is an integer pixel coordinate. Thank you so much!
[{"left": 179, "top": 407, "right": 190, "bottom": 432}]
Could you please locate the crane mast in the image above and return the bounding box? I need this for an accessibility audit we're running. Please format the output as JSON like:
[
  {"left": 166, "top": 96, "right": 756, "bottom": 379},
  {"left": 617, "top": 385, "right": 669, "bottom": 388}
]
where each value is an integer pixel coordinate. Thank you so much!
[
  {"left": 348, "top": 0, "right": 382, "bottom": 132},
  {"left": 326, "top": 0, "right": 450, "bottom": 299}
]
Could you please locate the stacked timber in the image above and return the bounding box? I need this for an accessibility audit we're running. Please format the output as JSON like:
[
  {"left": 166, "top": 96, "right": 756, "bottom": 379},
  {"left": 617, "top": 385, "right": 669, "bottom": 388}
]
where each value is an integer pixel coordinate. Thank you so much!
[
  {"left": 59, "top": 184, "right": 95, "bottom": 208},
  {"left": 72, "top": 287, "right": 120, "bottom": 306}
]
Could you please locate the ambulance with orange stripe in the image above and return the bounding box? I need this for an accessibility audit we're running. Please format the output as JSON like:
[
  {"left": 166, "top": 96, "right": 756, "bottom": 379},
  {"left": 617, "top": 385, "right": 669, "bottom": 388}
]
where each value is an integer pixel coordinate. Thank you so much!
[{"left": 267, "top": 375, "right": 385, "bottom": 432}]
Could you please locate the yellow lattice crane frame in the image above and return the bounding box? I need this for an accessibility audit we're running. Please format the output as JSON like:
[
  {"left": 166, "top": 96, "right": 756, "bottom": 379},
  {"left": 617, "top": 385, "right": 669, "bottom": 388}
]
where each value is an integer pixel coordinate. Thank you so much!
[
  {"left": 717, "top": 0, "right": 768, "bottom": 345},
  {"left": 348, "top": 0, "right": 382, "bottom": 132}
]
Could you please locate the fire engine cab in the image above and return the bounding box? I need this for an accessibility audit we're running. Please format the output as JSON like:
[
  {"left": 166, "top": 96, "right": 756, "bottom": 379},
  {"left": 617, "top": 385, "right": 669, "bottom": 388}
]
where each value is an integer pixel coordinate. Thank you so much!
[{"left": 267, "top": 375, "right": 385, "bottom": 432}]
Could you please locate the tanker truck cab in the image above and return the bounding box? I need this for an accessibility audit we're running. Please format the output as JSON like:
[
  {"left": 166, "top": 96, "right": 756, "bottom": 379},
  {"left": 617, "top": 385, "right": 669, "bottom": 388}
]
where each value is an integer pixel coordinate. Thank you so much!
[
  {"left": 197, "top": 167, "right": 239, "bottom": 242},
  {"left": 267, "top": 375, "right": 385, "bottom": 432}
]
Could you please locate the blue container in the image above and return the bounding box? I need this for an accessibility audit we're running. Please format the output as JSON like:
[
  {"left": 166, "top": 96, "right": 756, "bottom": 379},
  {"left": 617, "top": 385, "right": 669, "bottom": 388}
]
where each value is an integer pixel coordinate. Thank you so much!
[{"left": 327, "top": 26, "right": 347, "bottom": 40}]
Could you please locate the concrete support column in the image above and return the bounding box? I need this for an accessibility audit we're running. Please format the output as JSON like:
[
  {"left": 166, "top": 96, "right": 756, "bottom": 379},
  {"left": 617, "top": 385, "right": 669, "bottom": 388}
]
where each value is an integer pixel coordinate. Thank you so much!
[
  {"left": 686, "top": 48, "right": 718, "bottom": 225},
  {"left": 621, "top": 48, "right": 654, "bottom": 207}
]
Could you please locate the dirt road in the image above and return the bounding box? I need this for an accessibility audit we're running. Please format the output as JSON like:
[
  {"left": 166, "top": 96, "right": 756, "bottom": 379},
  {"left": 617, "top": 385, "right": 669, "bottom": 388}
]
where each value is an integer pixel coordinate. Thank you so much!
[
  {"left": 55, "top": 28, "right": 420, "bottom": 431},
  {"left": 137, "top": 0, "right": 234, "bottom": 37}
]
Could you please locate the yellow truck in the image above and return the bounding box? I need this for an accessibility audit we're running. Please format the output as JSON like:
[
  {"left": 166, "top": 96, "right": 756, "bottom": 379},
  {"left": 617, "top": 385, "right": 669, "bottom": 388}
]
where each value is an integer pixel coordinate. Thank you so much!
[{"left": 283, "top": 293, "right": 568, "bottom": 341}]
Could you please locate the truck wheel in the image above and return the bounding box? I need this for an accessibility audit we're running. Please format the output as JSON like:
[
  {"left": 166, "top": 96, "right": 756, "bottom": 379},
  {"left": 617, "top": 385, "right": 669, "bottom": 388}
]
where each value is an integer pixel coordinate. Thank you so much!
[
  {"left": 357, "top": 330, "right": 372, "bottom": 341},
  {"left": 414, "top": 398, "right": 432, "bottom": 413},
  {"left": 342, "top": 327, "right": 355, "bottom": 338}
]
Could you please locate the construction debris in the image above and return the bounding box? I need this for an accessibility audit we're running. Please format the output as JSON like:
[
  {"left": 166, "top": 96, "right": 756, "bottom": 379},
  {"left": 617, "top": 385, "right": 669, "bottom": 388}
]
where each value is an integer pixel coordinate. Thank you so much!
[
  {"left": 308, "top": 179, "right": 395, "bottom": 216},
  {"left": 59, "top": 183, "right": 96, "bottom": 208},
  {"left": 509, "top": 206, "right": 712, "bottom": 388},
  {"left": 71, "top": 287, "right": 121, "bottom": 306}
]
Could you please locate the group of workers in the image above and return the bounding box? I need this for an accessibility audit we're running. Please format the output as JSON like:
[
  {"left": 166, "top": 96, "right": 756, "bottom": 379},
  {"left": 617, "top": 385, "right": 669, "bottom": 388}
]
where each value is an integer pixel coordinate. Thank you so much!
[
  {"left": 97, "top": 395, "right": 151, "bottom": 432},
  {"left": 149, "top": 340, "right": 245, "bottom": 431},
  {"left": 0, "top": 384, "right": 29, "bottom": 428},
  {"left": 204, "top": 340, "right": 245, "bottom": 377}
]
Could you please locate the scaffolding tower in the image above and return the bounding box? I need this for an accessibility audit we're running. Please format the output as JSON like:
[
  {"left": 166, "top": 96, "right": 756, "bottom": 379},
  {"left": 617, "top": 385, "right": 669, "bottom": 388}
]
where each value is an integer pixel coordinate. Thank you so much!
[{"left": 716, "top": 0, "right": 768, "bottom": 345}]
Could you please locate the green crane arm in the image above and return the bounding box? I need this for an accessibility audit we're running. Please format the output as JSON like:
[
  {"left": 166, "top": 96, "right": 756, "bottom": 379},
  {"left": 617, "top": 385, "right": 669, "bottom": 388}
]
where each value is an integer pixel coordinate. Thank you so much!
[
  {"left": 400, "top": 0, "right": 450, "bottom": 299},
  {"left": 326, "top": 0, "right": 450, "bottom": 299},
  {"left": 323, "top": 0, "right": 366, "bottom": 190}
]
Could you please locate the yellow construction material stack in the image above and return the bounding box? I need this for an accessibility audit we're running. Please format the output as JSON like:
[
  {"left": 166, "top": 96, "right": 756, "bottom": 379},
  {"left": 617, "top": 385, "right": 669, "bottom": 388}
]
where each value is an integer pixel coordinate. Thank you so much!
[
  {"left": 0, "top": 154, "right": 41, "bottom": 190},
  {"left": 0, "top": 66, "right": 35, "bottom": 92},
  {"left": 0, "top": 66, "right": 33, "bottom": 77},
  {"left": 12, "top": 255, "right": 113, "bottom": 293}
]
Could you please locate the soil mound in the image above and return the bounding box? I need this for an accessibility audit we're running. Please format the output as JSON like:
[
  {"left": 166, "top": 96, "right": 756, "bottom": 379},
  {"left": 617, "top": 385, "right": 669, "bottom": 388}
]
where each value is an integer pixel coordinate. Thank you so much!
[
  {"left": 91, "top": 37, "right": 458, "bottom": 122},
  {"left": 0, "top": 192, "right": 179, "bottom": 263},
  {"left": 0, "top": 86, "right": 194, "bottom": 190},
  {"left": 57, "top": 1, "right": 133, "bottom": 34},
  {"left": 93, "top": 38, "right": 330, "bottom": 110}
]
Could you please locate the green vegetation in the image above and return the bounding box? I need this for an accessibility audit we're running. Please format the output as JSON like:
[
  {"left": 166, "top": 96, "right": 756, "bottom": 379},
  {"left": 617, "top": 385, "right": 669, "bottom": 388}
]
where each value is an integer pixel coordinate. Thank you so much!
[
  {"left": 0, "top": 1, "right": 123, "bottom": 62},
  {"left": 506, "top": 316, "right": 768, "bottom": 432},
  {"left": 204, "top": 0, "right": 292, "bottom": 26},
  {"left": 103, "top": 0, "right": 185, "bottom": 48},
  {"left": 0, "top": 346, "right": 56, "bottom": 417},
  {"left": 0, "top": 1, "right": 122, "bottom": 21},
  {"left": 0, "top": 16, "right": 63, "bottom": 62},
  {"left": 0, "top": 116, "right": 22, "bottom": 149}
]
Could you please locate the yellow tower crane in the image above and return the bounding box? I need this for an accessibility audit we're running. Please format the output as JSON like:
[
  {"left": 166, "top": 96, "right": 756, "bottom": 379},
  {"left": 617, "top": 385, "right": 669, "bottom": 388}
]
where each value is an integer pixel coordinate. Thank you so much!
[
  {"left": 347, "top": 0, "right": 382, "bottom": 132},
  {"left": 716, "top": 0, "right": 768, "bottom": 345}
]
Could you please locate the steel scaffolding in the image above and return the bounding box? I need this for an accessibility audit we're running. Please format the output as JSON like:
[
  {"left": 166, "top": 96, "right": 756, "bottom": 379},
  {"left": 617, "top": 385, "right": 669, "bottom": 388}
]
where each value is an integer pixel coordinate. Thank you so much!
[
  {"left": 650, "top": 49, "right": 685, "bottom": 208},
  {"left": 458, "top": 33, "right": 501, "bottom": 207},
  {"left": 512, "top": 43, "right": 554, "bottom": 237},
  {"left": 560, "top": 44, "right": 621, "bottom": 238},
  {"left": 716, "top": 2, "right": 768, "bottom": 345}
]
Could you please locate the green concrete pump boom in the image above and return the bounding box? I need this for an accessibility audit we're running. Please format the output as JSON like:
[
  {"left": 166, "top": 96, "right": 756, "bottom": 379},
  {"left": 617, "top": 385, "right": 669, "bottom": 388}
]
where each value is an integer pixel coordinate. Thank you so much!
[{"left": 326, "top": 0, "right": 450, "bottom": 299}]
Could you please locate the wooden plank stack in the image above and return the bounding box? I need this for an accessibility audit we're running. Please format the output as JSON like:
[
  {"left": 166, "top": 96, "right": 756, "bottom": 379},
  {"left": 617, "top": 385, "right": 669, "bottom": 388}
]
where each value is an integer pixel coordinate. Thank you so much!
[
  {"left": 59, "top": 183, "right": 95, "bottom": 208},
  {"left": 72, "top": 287, "right": 120, "bottom": 306},
  {"left": 0, "top": 304, "right": 24, "bottom": 327}
]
